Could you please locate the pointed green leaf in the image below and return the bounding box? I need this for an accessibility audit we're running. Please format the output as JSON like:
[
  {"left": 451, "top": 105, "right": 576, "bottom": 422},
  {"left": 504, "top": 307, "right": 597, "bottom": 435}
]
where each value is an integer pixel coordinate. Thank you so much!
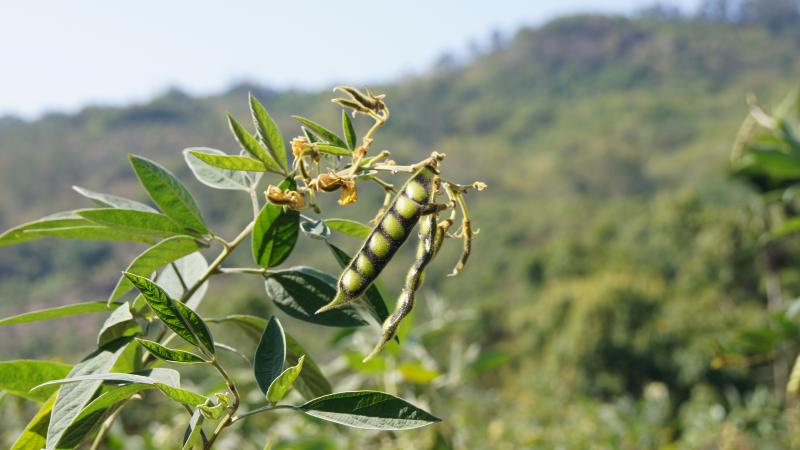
[
  {"left": 36, "top": 370, "right": 208, "bottom": 407},
  {"left": 228, "top": 114, "right": 281, "bottom": 171},
  {"left": 125, "top": 273, "right": 215, "bottom": 355},
  {"left": 184, "top": 147, "right": 253, "bottom": 191},
  {"left": 291, "top": 115, "right": 348, "bottom": 148},
  {"left": 187, "top": 149, "right": 268, "bottom": 172},
  {"left": 252, "top": 178, "right": 299, "bottom": 268},
  {"left": 129, "top": 154, "right": 209, "bottom": 234},
  {"left": 326, "top": 243, "right": 390, "bottom": 327},
  {"left": 78, "top": 208, "right": 191, "bottom": 237},
  {"left": 315, "top": 143, "right": 352, "bottom": 156},
  {"left": 286, "top": 334, "right": 331, "bottom": 400},
  {"left": 206, "top": 315, "right": 331, "bottom": 400},
  {"left": 136, "top": 338, "right": 206, "bottom": 363},
  {"left": 46, "top": 339, "right": 130, "bottom": 450},
  {"left": 325, "top": 219, "right": 371, "bottom": 238},
  {"left": 158, "top": 252, "right": 210, "bottom": 309},
  {"left": 342, "top": 110, "right": 357, "bottom": 150},
  {"left": 250, "top": 94, "right": 288, "bottom": 171},
  {"left": 267, "top": 355, "right": 304, "bottom": 404},
  {"left": 10, "top": 394, "right": 55, "bottom": 450},
  {"left": 302, "top": 126, "right": 321, "bottom": 143},
  {"left": 109, "top": 236, "right": 203, "bottom": 302},
  {"left": 299, "top": 391, "right": 441, "bottom": 430},
  {"left": 59, "top": 383, "right": 154, "bottom": 448},
  {"left": 72, "top": 186, "right": 156, "bottom": 212},
  {"left": 264, "top": 267, "right": 367, "bottom": 327},
  {"left": 0, "top": 302, "right": 114, "bottom": 326},
  {"left": 97, "top": 302, "right": 142, "bottom": 347},
  {"left": 0, "top": 211, "right": 154, "bottom": 247},
  {"left": 182, "top": 409, "right": 205, "bottom": 450},
  {"left": 0, "top": 360, "right": 72, "bottom": 402},
  {"left": 254, "top": 316, "right": 285, "bottom": 395}
]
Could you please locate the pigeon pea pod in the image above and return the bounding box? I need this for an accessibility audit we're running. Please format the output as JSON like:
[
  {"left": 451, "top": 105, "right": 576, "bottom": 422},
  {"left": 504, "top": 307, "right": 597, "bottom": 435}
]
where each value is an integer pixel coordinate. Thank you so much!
[
  {"left": 364, "top": 208, "right": 438, "bottom": 362},
  {"left": 315, "top": 166, "right": 438, "bottom": 314}
]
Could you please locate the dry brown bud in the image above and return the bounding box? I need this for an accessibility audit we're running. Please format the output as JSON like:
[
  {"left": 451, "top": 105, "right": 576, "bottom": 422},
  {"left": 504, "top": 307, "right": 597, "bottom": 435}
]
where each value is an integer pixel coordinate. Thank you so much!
[
  {"left": 265, "top": 185, "right": 306, "bottom": 210},
  {"left": 316, "top": 173, "right": 345, "bottom": 192}
]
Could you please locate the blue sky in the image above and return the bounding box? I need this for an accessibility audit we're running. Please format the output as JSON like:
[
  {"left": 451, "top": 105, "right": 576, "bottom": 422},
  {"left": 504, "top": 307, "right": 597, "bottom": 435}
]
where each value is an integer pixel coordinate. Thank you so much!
[{"left": 0, "top": 0, "right": 699, "bottom": 118}]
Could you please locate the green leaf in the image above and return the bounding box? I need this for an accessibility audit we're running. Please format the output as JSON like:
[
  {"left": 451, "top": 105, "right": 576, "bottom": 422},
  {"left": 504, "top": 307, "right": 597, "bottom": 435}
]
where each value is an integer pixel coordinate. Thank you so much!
[
  {"left": 740, "top": 148, "right": 800, "bottom": 180},
  {"left": 206, "top": 315, "right": 332, "bottom": 400},
  {"left": 788, "top": 354, "right": 800, "bottom": 395},
  {"left": 770, "top": 217, "right": 800, "bottom": 239},
  {"left": 267, "top": 355, "right": 304, "bottom": 404},
  {"left": 158, "top": 252, "right": 210, "bottom": 309},
  {"left": 109, "top": 236, "right": 204, "bottom": 302},
  {"left": 97, "top": 302, "right": 142, "bottom": 347},
  {"left": 315, "top": 143, "right": 352, "bottom": 156},
  {"left": 207, "top": 314, "right": 267, "bottom": 341},
  {"left": 35, "top": 370, "right": 208, "bottom": 406},
  {"left": 325, "top": 218, "right": 371, "bottom": 238},
  {"left": 298, "top": 391, "right": 441, "bottom": 430},
  {"left": 0, "top": 302, "right": 113, "bottom": 326},
  {"left": 78, "top": 208, "right": 191, "bottom": 237},
  {"left": 10, "top": 394, "right": 55, "bottom": 450},
  {"left": 0, "top": 360, "right": 72, "bottom": 402},
  {"left": 398, "top": 361, "right": 441, "bottom": 385},
  {"left": 136, "top": 338, "right": 206, "bottom": 363},
  {"left": 250, "top": 94, "right": 288, "bottom": 171},
  {"left": 187, "top": 149, "right": 268, "bottom": 172},
  {"left": 59, "top": 383, "right": 156, "bottom": 448},
  {"left": 125, "top": 273, "right": 215, "bottom": 355},
  {"left": 254, "top": 316, "right": 286, "bottom": 395},
  {"left": 302, "top": 126, "right": 321, "bottom": 143},
  {"left": 326, "top": 242, "right": 391, "bottom": 327},
  {"left": 253, "top": 178, "right": 299, "bottom": 268},
  {"left": 228, "top": 114, "right": 281, "bottom": 171},
  {"left": 342, "top": 110, "right": 357, "bottom": 150},
  {"left": 300, "top": 219, "right": 331, "bottom": 240},
  {"left": 264, "top": 267, "right": 367, "bottom": 327},
  {"left": 46, "top": 339, "right": 130, "bottom": 450},
  {"left": 0, "top": 211, "right": 154, "bottom": 247},
  {"left": 182, "top": 409, "right": 205, "bottom": 450},
  {"left": 129, "top": 154, "right": 209, "bottom": 234},
  {"left": 72, "top": 186, "right": 156, "bottom": 212},
  {"left": 286, "top": 334, "right": 332, "bottom": 400},
  {"left": 291, "top": 115, "right": 348, "bottom": 148},
  {"left": 184, "top": 147, "right": 253, "bottom": 191}
]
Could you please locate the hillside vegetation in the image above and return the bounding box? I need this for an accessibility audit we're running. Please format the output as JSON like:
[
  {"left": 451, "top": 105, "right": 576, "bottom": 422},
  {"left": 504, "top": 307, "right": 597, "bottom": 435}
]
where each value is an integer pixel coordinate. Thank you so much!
[{"left": 2, "top": 12, "right": 800, "bottom": 448}]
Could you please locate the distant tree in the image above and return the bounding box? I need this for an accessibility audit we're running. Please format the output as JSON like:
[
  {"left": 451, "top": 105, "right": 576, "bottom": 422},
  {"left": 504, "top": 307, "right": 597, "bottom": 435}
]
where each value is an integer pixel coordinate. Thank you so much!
[
  {"left": 738, "top": 0, "right": 800, "bottom": 30},
  {"left": 638, "top": 2, "right": 686, "bottom": 21}
]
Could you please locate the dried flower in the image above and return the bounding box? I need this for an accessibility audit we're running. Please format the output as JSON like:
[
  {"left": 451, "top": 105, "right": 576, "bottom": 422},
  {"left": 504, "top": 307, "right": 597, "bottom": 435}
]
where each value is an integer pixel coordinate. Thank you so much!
[
  {"left": 290, "top": 136, "right": 308, "bottom": 158},
  {"left": 338, "top": 179, "right": 358, "bottom": 205},
  {"left": 265, "top": 185, "right": 306, "bottom": 210}
]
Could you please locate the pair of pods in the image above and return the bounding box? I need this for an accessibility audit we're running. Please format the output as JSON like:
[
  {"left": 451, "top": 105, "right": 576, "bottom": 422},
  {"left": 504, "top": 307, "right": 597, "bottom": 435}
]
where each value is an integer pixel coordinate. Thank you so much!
[{"left": 316, "top": 165, "right": 441, "bottom": 357}]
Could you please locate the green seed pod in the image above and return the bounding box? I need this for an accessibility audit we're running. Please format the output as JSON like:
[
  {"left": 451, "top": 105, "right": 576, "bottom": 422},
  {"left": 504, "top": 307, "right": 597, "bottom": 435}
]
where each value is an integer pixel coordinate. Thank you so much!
[
  {"left": 315, "top": 166, "right": 438, "bottom": 314},
  {"left": 363, "top": 210, "right": 438, "bottom": 361}
]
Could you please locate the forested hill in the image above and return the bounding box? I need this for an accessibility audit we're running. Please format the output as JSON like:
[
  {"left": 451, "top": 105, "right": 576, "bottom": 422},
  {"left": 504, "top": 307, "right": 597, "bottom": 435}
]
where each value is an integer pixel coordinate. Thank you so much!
[{"left": 0, "top": 12, "right": 799, "bottom": 390}]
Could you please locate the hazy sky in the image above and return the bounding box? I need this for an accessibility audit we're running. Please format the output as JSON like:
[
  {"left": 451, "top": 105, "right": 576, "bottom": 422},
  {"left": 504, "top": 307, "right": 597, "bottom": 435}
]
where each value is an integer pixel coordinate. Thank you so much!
[{"left": 0, "top": 0, "right": 700, "bottom": 118}]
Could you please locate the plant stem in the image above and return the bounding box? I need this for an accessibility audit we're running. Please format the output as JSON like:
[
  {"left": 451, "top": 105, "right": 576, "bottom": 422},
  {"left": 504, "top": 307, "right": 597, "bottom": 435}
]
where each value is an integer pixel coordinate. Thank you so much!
[
  {"left": 89, "top": 399, "right": 129, "bottom": 450},
  {"left": 204, "top": 358, "right": 241, "bottom": 449},
  {"left": 216, "top": 267, "right": 268, "bottom": 275},
  {"left": 231, "top": 404, "right": 297, "bottom": 423}
]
